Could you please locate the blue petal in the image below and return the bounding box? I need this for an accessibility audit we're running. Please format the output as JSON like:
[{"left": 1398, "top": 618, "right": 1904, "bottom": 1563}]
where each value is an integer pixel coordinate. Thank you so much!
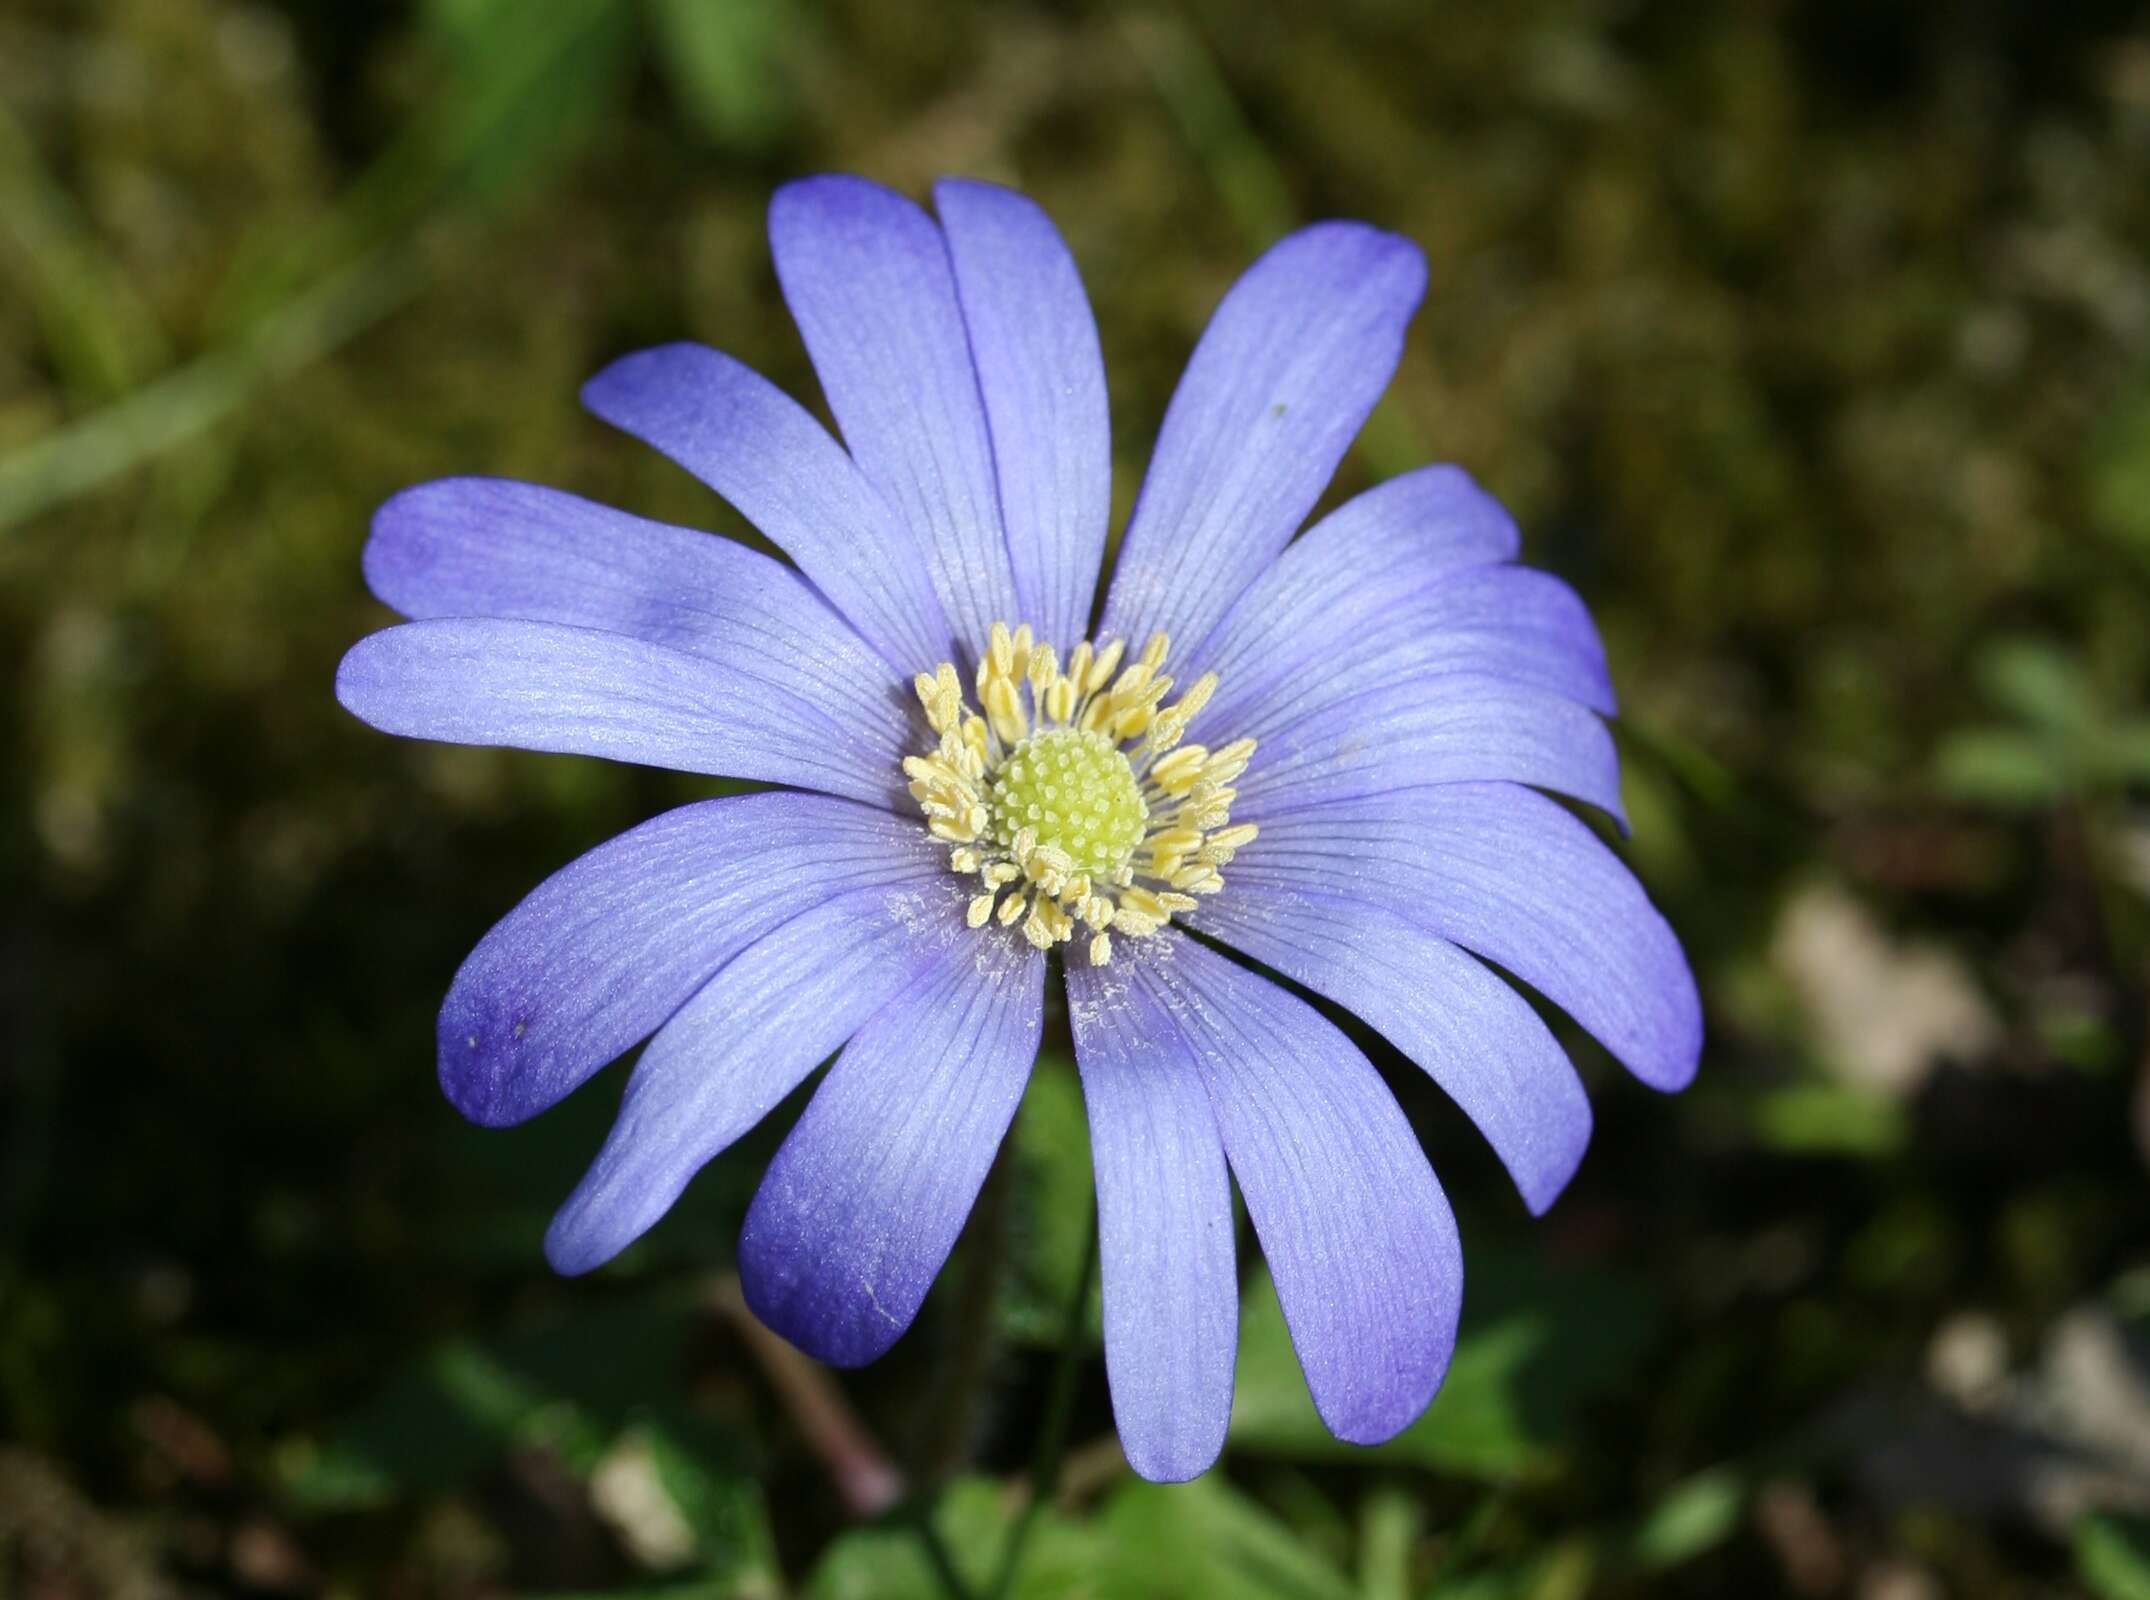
[
  {"left": 364, "top": 476, "right": 895, "bottom": 708},
  {"left": 335, "top": 616, "right": 904, "bottom": 805},
  {"left": 1185, "top": 887, "right": 1592, "bottom": 1215},
  {"left": 1232, "top": 672, "right": 1625, "bottom": 826},
  {"left": 1293, "top": 460, "right": 1520, "bottom": 567},
  {"left": 770, "top": 175, "right": 1020, "bottom": 653},
  {"left": 1343, "top": 566, "right": 1617, "bottom": 717},
  {"left": 1195, "top": 463, "right": 1519, "bottom": 695},
  {"left": 545, "top": 875, "right": 976, "bottom": 1274},
  {"left": 1099, "top": 221, "right": 1426, "bottom": 656},
  {"left": 1211, "top": 571, "right": 1618, "bottom": 745},
  {"left": 1065, "top": 954, "right": 1238, "bottom": 1482},
  {"left": 580, "top": 343, "right": 954, "bottom": 673},
  {"left": 738, "top": 931, "right": 1045, "bottom": 1365},
  {"left": 935, "top": 178, "right": 1111, "bottom": 649},
  {"left": 1231, "top": 782, "right": 1702, "bottom": 1092},
  {"left": 1108, "top": 934, "right": 1463, "bottom": 1448},
  {"left": 1201, "top": 563, "right": 1615, "bottom": 747},
  {"left": 436, "top": 793, "right": 940, "bottom": 1128}
]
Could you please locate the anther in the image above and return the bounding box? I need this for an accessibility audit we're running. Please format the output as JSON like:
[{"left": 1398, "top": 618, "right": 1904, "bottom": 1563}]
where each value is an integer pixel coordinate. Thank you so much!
[
  {"left": 904, "top": 621, "right": 1254, "bottom": 964},
  {"left": 1086, "top": 639, "right": 1124, "bottom": 692}
]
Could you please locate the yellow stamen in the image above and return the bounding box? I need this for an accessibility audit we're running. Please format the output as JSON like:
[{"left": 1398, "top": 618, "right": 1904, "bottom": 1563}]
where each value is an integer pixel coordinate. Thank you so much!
[
  {"left": 898, "top": 620, "right": 1258, "bottom": 963},
  {"left": 1086, "top": 638, "right": 1124, "bottom": 693}
]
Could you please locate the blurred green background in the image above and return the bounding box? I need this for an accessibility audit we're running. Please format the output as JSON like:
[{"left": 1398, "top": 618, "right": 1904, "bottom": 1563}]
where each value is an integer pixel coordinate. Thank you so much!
[{"left": 7, "top": 0, "right": 2150, "bottom": 1595}]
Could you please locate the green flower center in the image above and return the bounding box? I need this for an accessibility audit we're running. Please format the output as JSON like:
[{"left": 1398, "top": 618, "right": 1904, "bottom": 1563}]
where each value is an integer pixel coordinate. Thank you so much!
[{"left": 985, "top": 727, "right": 1149, "bottom": 878}]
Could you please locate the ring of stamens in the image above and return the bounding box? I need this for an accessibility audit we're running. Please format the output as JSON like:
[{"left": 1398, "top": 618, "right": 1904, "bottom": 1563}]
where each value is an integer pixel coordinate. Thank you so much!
[{"left": 903, "top": 621, "right": 1257, "bottom": 965}]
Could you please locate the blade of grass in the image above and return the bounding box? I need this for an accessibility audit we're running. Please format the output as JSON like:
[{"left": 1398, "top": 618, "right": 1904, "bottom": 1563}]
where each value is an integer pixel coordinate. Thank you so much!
[
  {"left": 0, "top": 249, "right": 418, "bottom": 537},
  {"left": 1120, "top": 8, "right": 1294, "bottom": 245},
  {"left": 4, "top": 0, "right": 629, "bottom": 539},
  {"left": 0, "top": 99, "right": 169, "bottom": 401},
  {"left": 1119, "top": 7, "right": 1425, "bottom": 476},
  {"left": 209, "top": 0, "right": 634, "bottom": 330},
  {"left": 643, "top": 0, "right": 794, "bottom": 150}
]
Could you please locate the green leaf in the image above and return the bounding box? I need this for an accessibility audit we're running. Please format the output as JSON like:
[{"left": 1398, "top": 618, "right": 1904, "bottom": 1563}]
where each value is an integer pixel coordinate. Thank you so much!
[
  {"left": 639, "top": 1416, "right": 781, "bottom": 1587},
  {"left": 1623, "top": 1467, "right": 1744, "bottom": 1571},
  {"left": 1750, "top": 1083, "right": 1907, "bottom": 1159},
  {"left": 283, "top": 1288, "right": 703, "bottom": 1508},
  {"left": 1095, "top": 1476, "right": 1357, "bottom": 1600},
  {"left": 1228, "top": 1249, "right": 1656, "bottom": 1480},
  {"left": 282, "top": 1340, "right": 557, "bottom": 1507},
  {"left": 807, "top": 1477, "right": 1097, "bottom": 1600},
  {"left": 1356, "top": 1487, "right": 1419, "bottom": 1600},
  {"left": 1933, "top": 727, "right": 2069, "bottom": 809},
  {"left": 1427, "top": 1541, "right": 1596, "bottom": 1600},
  {"left": 1976, "top": 638, "right": 2100, "bottom": 740},
  {"left": 1001, "top": 1053, "right": 1102, "bottom": 1345},
  {"left": 2093, "top": 721, "right": 2150, "bottom": 786},
  {"left": 2078, "top": 1513, "right": 2150, "bottom": 1600}
]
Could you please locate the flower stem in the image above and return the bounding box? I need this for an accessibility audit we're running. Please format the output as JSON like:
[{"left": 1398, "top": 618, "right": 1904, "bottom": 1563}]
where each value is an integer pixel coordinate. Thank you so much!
[
  {"left": 985, "top": 1211, "right": 1097, "bottom": 1600},
  {"left": 708, "top": 1275, "right": 904, "bottom": 1518},
  {"left": 907, "top": 1503, "right": 979, "bottom": 1600}
]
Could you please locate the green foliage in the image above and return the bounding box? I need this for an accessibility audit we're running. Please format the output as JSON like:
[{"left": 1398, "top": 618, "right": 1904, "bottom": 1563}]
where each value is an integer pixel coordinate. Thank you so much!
[
  {"left": 8, "top": 0, "right": 2150, "bottom": 1595},
  {"left": 284, "top": 1289, "right": 715, "bottom": 1507},
  {"left": 1001, "top": 1054, "right": 1102, "bottom": 1346},
  {"left": 1425, "top": 1543, "right": 1595, "bottom": 1600},
  {"left": 807, "top": 1479, "right": 1095, "bottom": 1600},
  {"left": 1935, "top": 636, "right": 2150, "bottom": 810},
  {"left": 1094, "top": 1477, "right": 1358, "bottom": 1600},
  {"left": 808, "top": 1474, "right": 1363, "bottom": 1600},
  {"left": 1622, "top": 1468, "right": 1746, "bottom": 1573},
  {"left": 2088, "top": 376, "right": 2150, "bottom": 561},
  {"left": 416, "top": 0, "right": 638, "bottom": 204},
  {"left": 0, "top": 100, "right": 169, "bottom": 401},
  {"left": 1749, "top": 1084, "right": 1908, "bottom": 1159},
  {"left": 0, "top": 255, "right": 419, "bottom": 533},
  {"left": 644, "top": 0, "right": 797, "bottom": 151},
  {"left": 2078, "top": 1515, "right": 2150, "bottom": 1600},
  {"left": 280, "top": 1288, "right": 779, "bottom": 1592},
  {"left": 639, "top": 1420, "right": 782, "bottom": 1584},
  {"left": 1229, "top": 1251, "right": 1656, "bottom": 1481}
]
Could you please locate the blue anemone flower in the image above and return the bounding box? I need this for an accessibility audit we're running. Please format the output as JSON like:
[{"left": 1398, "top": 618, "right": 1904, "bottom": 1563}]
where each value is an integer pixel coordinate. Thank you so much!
[{"left": 336, "top": 174, "right": 1700, "bottom": 1483}]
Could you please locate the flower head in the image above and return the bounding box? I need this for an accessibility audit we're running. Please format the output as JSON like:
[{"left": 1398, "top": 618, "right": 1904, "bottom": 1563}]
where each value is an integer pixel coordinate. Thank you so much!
[{"left": 337, "top": 174, "right": 1701, "bottom": 1482}]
